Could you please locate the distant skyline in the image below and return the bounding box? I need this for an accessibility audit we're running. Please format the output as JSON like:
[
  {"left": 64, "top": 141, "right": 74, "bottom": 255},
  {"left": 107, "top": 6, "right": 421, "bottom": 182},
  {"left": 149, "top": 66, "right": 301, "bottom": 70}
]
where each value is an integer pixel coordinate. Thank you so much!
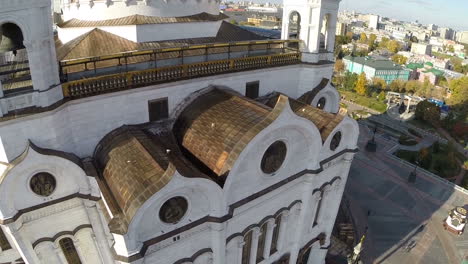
[
  {"left": 339, "top": 0, "right": 468, "bottom": 31},
  {"left": 238, "top": 0, "right": 468, "bottom": 31}
]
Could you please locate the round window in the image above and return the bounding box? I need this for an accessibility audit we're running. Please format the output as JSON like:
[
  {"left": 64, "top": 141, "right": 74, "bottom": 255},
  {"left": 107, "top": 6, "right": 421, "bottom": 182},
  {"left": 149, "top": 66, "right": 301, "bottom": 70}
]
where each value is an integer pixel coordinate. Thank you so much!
[
  {"left": 317, "top": 97, "right": 326, "bottom": 110},
  {"left": 30, "top": 172, "right": 56, "bottom": 197},
  {"left": 261, "top": 141, "right": 287, "bottom": 174},
  {"left": 330, "top": 131, "right": 342, "bottom": 151},
  {"left": 159, "top": 197, "right": 188, "bottom": 224}
]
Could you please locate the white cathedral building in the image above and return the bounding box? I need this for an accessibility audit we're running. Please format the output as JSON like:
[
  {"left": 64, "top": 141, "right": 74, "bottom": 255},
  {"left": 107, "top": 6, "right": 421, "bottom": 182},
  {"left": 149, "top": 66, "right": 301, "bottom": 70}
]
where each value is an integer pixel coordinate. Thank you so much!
[{"left": 0, "top": 0, "right": 359, "bottom": 263}]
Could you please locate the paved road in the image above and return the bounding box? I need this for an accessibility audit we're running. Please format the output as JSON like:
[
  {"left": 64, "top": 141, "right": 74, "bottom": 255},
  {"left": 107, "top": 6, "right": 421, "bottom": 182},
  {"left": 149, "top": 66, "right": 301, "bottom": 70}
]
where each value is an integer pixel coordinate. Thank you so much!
[{"left": 345, "top": 122, "right": 468, "bottom": 264}]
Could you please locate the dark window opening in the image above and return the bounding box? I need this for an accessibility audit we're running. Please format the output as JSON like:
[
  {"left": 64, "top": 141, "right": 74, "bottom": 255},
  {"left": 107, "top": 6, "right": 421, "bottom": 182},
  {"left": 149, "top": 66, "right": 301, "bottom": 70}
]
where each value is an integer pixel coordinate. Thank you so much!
[
  {"left": 261, "top": 141, "right": 287, "bottom": 174},
  {"left": 270, "top": 214, "right": 282, "bottom": 255},
  {"left": 0, "top": 228, "right": 11, "bottom": 250},
  {"left": 317, "top": 97, "right": 326, "bottom": 110},
  {"left": 256, "top": 223, "right": 268, "bottom": 263},
  {"left": 148, "top": 98, "right": 169, "bottom": 122},
  {"left": 242, "top": 230, "right": 253, "bottom": 264},
  {"left": 313, "top": 192, "right": 323, "bottom": 227},
  {"left": 246, "top": 81, "right": 260, "bottom": 99},
  {"left": 59, "top": 238, "right": 82, "bottom": 264},
  {"left": 330, "top": 131, "right": 342, "bottom": 151}
]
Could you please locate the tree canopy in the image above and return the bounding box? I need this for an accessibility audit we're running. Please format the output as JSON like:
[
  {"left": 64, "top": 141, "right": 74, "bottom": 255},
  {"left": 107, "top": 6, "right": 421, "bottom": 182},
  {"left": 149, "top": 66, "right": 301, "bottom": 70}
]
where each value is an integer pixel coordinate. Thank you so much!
[
  {"left": 355, "top": 72, "right": 368, "bottom": 96},
  {"left": 415, "top": 100, "right": 441, "bottom": 127}
]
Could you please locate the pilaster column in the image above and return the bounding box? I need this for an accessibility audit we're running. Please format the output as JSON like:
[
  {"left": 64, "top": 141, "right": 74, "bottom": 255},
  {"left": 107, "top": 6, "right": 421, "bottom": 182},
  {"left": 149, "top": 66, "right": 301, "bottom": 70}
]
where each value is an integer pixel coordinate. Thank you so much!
[
  {"left": 327, "top": 13, "right": 338, "bottom": 52},
  {"left": 237, "top": 239, "right": 245, "bottom": 263},
  {"left": 35, "top": 242, "right": 61, "bottom": 264},
  {"left": 4, "top": 222, "right": 41, "bottom": 264},
  {"left": 85, "top": 202, "right": 114, "bottom": 263},
  {"left": 262, "top": 219, "right": 275, "bottom": 260},
  {"left": 249, "top": 227, "right": 260, "bottom": 264},
  {"left": 210, "top": 222, "right": 226, "bottom": 264},
  {"left": 276, "top": 212, "right": 289, "bottom": 252},
  {"left": 72, "top": 237, "right": 87, "bottom": 263}
]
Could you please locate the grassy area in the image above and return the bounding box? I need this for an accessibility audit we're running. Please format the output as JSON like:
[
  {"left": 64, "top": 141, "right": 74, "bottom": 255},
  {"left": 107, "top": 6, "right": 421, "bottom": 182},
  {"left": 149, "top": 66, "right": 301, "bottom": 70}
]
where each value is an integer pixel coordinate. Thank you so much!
[
  {"left": 432, "top": 52, "right": 455, "bottom": 60},
  {"left": 395, "top": 143, "right": 461, "bottom": 178},
  {"left": 338, "top": 90, "right": 387, "bottom": 113}
]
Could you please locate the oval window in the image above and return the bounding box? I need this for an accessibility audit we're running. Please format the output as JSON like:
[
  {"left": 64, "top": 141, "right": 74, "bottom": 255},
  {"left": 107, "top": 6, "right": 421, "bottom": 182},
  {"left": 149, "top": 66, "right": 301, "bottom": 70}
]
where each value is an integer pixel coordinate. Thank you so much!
[
  {"left": 30, "top": 172, "right": 56, "bottom": 197},
  {"left": 159, "top": 197, "right": 188, "bottom": 224},
  {"left": 330, "top": 131, "right": 342, "bottom": 151},
  {"left": 317, "top": 97, "right": 326, "bottom": 110},
  {"left": 261, "top": 141, "right": 287, "bottom": 174}
]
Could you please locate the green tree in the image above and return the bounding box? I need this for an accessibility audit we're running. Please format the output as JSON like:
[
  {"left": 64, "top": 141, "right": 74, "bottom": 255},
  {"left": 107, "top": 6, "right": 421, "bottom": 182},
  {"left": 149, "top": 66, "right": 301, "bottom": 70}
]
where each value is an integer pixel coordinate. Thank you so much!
[
  {"left": 342, "top": 72, "right": 359, "bottom": 90},
  {"left": 391, "top": 54, "right": 408, "bottom": 65},
  {"left": 448, "top": 45, "right": 455, "bottom": 53},
  {"left": 377, "top": 91, "right": 386, "bottom": 101},
  {"left": 230, "top": 19, "right": 238, "bottom": 25},
  {"left": 346, "top": 31, "right": 354, "bottom": 40},
  {"left": 387, "top": 40, "right": 401, "bottom": 53},
  {"left": 448, "top": 76, "right": 468, "bottom": 110},
  {"left": 355, "top": 72, "right": 368, "bottom": 96},
  {"left": 415, "top": 100, "right": 441, "bottom": 127}
]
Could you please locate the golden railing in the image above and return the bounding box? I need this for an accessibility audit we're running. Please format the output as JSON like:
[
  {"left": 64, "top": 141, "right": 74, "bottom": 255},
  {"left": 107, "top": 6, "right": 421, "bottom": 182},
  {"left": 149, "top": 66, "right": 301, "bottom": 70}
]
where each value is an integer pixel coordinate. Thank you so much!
[{"left": 62, "top": 52, "right": 301, "bottom": 98}]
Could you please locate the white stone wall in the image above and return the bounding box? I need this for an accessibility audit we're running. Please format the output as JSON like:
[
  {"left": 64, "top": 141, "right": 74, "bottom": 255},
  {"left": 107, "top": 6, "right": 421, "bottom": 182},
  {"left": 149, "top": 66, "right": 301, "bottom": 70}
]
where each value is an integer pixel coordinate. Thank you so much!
[
  {"left": 0, "top": 64, "right": 335, "bottom": 162},
  {"left": 61, "top": 0, "right": 220, "bottom": 22},
  {"left": 57, "top": 21, "right": 222, "bottom": 44}
]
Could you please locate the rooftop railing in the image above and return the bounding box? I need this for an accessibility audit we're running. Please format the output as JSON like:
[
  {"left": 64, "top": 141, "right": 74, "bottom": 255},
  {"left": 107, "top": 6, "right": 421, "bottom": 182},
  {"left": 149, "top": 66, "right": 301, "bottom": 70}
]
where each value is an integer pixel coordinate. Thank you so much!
[{"left": 61, "top": 39, "right": 301, "bottom": 99}]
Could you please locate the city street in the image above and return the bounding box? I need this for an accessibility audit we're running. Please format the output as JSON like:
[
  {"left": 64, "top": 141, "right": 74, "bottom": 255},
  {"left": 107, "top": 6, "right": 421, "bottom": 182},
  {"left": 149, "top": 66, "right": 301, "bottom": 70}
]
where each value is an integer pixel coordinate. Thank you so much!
[{"left": 345, "top": 121, "right": 468, "bottom": 264}]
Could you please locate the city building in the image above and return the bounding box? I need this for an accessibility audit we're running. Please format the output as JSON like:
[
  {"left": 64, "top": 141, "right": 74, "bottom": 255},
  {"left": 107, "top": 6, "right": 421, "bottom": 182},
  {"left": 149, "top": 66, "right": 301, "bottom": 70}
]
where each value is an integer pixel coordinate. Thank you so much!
[
  {"left": 406, "top": 62, "right": 444, "bottom": 85},
  {"left": 392, "top": 31, "right": 408, "bottom": 40},
  {"left": 0, "top": 0, "right": 358, "bottom": 264},
  {"left": 247, "top": 15, "right": 281, "bottom": 29},
  {"left": 439, "top": 27, "right": 455, "bottom": 40},
  {"left": 411, "top": 43, "right": 432, "bottom": 56},
  {"left": 368, "top": 14, "right": 379, "bottom": 30},
  {"left": 343, "top": 56, "right": 411, "bottom": 84},
  {"left": 427, "top": 24, "right": 438, "bottom": 31},
  {"left": 336, "top": 22, "right": 348, "bottom": 36},
  {"left": 456, "top": 31, "right": 468, "bottom": 45}
]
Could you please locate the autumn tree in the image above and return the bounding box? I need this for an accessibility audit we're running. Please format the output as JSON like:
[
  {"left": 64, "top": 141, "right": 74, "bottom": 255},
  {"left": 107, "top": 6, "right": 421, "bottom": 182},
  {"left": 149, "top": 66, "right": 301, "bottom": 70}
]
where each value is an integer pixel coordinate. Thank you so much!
[
  {"left": 368, "top": 34, "right": 377, "bottom": 50},
  {"left": 379, "top": 37, "right": 389, "bottom": 49},
  {"left": 387, "top": 40, "right": 401, "bottom": 53},
  {"left": 391, "top": 54, "right": 407, "bottom": 65},
  {"left": 448, "top": 76, "right": 468, "bottom": 107},
  {"left": 355, "top": 72, "right": 368, "bottom": 96},
  {"left": 377, "top": 91, "right": 386, "bottom": 101},
  {"left": 389, "top": 79, "right": 406, "bottom": 92},
  {"left": 448, "top": 45, "right": 455, "bottom": 53},
  {"left": 372, "top": 77, "right": 387, "bottom": 90},
  {"left": 405, "top": 80, "right": 421, "bottom": 94},
  {"left": 346, "top": 31, "right": 354, "bottom": 40},
  {"left": 360, "top": 33, "right": 368, "bottom": 43},
  {"left": 334, "top": 59, "right": 345, "bottom": 73}
]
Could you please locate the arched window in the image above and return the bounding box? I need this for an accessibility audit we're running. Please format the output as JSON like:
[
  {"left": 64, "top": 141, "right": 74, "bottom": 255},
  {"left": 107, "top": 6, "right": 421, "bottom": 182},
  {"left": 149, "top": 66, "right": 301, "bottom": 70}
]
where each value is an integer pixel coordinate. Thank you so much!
[
  {"left": 242, "top": 230, "right": 253, "bottom": 264},
  {"left": 270, "top": 214, "right": 282, "bottom": 255},
  {"left": 59, "top": 238, "right": 82, "bottom": 264},
  {"left": 0, "top": 22, "right": 31, "bottom": 95},
  {"left": 320, "top": 14, "right": 331, "bottom": 50},
  {"left": 288, "top": 11, "right": 301, "bottom": 40},
  {"left": 317, "top": 97, "right": 326, "bottom": 110},
  {"left": 313, "top": 192, "right": 323, "bottom": 227},
  {"left": 256, "top": 223, "right": 268, "bottom": 263}
]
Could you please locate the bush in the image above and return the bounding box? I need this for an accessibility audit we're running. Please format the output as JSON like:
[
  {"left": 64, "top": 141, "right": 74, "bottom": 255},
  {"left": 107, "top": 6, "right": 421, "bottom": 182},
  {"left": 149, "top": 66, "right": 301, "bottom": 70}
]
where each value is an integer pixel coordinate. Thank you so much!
[
  {"left": 408, "top": 128, "right": 422, "bottom": 138},
  {"left": 432, "top": 141, "right": 440, "bottom": 153},
  {"left": 398, "top": 135, "right": 418, "bottom": 146},
  {"left": 396, "top": 150, "right": 417, "bottom": 163}
]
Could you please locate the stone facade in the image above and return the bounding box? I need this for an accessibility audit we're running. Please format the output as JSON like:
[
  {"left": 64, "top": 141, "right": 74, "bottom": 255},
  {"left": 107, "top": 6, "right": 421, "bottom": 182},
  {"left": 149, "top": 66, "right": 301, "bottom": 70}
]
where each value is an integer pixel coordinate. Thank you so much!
[{"left": 0, "top": 0, "right": 359, "bottom": 264}]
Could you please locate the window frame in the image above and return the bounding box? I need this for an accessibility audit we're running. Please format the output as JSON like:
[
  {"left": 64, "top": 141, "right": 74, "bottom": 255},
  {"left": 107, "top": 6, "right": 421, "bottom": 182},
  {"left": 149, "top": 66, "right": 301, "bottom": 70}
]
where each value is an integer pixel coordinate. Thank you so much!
[
  {"left": 148, "top": 97, "right": 169, "bottom": 122},
  {"left": 245, "top": 81, "right": 260, "bottom": 99}
]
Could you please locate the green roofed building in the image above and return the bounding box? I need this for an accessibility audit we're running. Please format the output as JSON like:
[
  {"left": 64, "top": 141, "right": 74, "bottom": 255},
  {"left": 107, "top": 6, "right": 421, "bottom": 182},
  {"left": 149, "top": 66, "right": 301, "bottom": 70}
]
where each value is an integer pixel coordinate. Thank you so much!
[{"left": 343, "top": 56, "right": 411, "bottom": 84}]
